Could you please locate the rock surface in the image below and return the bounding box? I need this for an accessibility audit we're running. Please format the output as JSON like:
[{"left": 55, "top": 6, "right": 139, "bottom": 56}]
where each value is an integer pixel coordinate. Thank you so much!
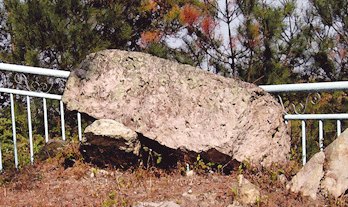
[
  {"left": 80, "top": 119, "right": 141, "bottom": 168},
  {"left": 83, "top": 119, "right": 141, "bottom": 155},
  {"left": 237, "top": 174, "right": 261, "bottom": 205},
  {"left": 321, "top": 128, "right": 348, "bottom": 198},
  {"left": 287, "top": 128, "right": 348, "bottom": 199},
  {"left": 286, "top": 151, "right": 325, "bottom": 200},
  {"left": 62, "top": 49, "right": 290, "bottom": 167}
]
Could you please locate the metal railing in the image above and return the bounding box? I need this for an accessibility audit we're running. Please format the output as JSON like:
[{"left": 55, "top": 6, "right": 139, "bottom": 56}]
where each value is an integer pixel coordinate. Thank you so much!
[
  {"left": 0, "top": 63, "right": 82, "bottom": 171},
  {"left": 260, "top": 82, "right": 348, "bottom": 165},
  {"left": 1, "top": 63, "right": 347, "bottom": 170}
]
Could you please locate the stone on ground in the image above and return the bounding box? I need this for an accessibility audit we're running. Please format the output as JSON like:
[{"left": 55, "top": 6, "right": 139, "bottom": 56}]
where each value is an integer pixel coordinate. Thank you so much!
[
  {"left": 287, "top": 128, "right": 348, "bottom": 199},
  {"left": 80, "top": 119, "right": 141, "bottom": 168},
  {"left": 237, "top": 174, "right": 261, "bottom": 205},
  {"left": 321, "top": 129, "right": 348, "bottom": 198},
  {"left": 62, "top": 49, "right": 290, "bottom": 168},
  {"left": 286, "top": 151, "right": 325, "bottom": 200}
]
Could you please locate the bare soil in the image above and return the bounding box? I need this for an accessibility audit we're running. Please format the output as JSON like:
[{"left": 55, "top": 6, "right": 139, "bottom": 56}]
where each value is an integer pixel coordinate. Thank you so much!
[{"left": 0, "top": 142, "right": 347, "bottom": 207}]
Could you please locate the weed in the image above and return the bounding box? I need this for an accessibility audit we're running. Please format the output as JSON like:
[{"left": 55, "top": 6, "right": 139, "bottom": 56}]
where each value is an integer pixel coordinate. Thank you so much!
[
  {"left": 271, "top": 170, "right": 277, "bottom": 180},
  {"left": 191, "top": 154, "right": 224, "bottom": 174},
  {"left": 92, "top": 168, "right": 98, "bottom": 176},
  {"left": 122, "top": 198, "right": 127, "bottom": 206},
  {"left": 229, "top": 187, "right": 238, "bottom": 197},
  {"left": 238, "top": 164, "right": 244, "bottom": 174},
  {"left": 255, "top": 195, "right": 260, "bottom": 205},
  {"left": 102, "top": 199, "right": 118, "bottom": 207},
  {"left": 109, "top": 191, "right": 116, "bottom": 199}
]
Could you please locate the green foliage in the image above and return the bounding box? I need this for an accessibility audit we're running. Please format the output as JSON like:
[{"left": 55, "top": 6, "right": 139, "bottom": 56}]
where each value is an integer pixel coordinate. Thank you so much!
[
  {"left": 0, "top": 0, "right": 207, "bottom": 71},
  {"left": 0, "top": 110, "right": 44, "bottom": 169},
  {"left": 308, "top": 0, "right": 348, "bottom": 80},
  {"left": 0, "top": 94, "right": 85, "bottom": 170},
  {"left": 102, "top": 190, "right": 119, "bottom": 207},
  {"left": 2, "top": 0, "right": 101, "bottom": 69},
  {"left": 191, "top": 154, "right": 223, "bottom": 174}
]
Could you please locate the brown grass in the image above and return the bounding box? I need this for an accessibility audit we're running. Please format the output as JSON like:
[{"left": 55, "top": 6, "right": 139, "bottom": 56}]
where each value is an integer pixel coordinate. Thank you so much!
[{"left": 0, "top": 142, "right": 347, "bottom": 207}]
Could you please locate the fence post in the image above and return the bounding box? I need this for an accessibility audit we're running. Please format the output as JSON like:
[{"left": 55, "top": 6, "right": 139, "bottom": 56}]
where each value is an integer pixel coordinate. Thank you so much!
[
  {"left": 10, "top": 93, "right": 18, "bottom": 169},
  {"left": 60, "top": 100, "right": 66, "bottom": 141},
  {"left": 319, "top": 119, "right": 324, "bottom": 151},
  {"left": 27, "top": 96, "right": 34, "bottom": 164},
  {"left": 43, "top": 98, "right": 49, "bottom": 143},
  {"left": 337, "top": 120, "right": 342, "bottom": 137},
  {"left": 77, "top": 112, "right": 82, "bottom": 141},
  {"left": 302, "top": 120, "right": 306, "bottom": 166}
]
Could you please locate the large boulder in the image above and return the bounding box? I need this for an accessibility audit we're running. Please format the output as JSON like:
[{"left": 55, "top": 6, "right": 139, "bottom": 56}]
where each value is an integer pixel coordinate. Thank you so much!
[
  {"left": 287, "top": 128, "right": 348, "bottom": 199},
  {"left": 62, "top": 49, "right": 290, "bottom": 167}
]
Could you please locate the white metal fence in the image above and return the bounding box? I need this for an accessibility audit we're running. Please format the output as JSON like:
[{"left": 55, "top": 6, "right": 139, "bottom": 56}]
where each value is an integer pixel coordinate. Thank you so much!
[
  {"left": 260, "top": 82, "right": 348, "bottom": 165},
  {"left": 0, "top": 63, "right": 82, "bottom": 171},
  {"left": 0, "top": 63, "right": 347, "bottom": 171}
]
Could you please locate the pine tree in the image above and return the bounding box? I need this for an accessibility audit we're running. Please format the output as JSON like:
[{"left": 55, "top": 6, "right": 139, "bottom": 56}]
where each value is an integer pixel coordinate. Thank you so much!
[
  {"left": 140, "top": 0, "right": 310, "bottom": 85},
  {"left": 1, "top": 0, "right": 108, "bottom": 70},
  {"left": 309, "top": 0, "right": 348, "bottom": 81}
]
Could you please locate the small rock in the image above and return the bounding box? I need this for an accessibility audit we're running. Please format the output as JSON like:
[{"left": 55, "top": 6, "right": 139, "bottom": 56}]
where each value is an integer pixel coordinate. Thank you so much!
[
  {"left": 278, "top": 174, "right": 287, "bottom": 184},
  {"left": 186, "top": 170, "right": 195, "bottom": 177},
  {"left": 83, "top": 119, "right": 140, "bottom": 155},
  {"left": 98, "top": 169, "right": 109, "bottom": 176},
  {"left": 80, "top": 119, "right": 141, "bottom": 168},
  {"left": 237, "top": 175, "right": 260, "bottom": 205},
  {"left": 287, "top": 128, "right": 348, "bottom": 200},
  {"left": 90, "top": 172, "right": 95, "bottom": 178}
]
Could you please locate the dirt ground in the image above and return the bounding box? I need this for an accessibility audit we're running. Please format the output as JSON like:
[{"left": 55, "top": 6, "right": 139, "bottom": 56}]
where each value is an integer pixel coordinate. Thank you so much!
[{"left": 0, "top": 143, "right": 346, "bottom": 207}]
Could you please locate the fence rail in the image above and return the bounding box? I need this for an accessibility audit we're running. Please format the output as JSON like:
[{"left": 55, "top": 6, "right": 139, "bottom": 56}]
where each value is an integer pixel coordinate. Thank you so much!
[
  {"left": 0, "top": 63, "right": 70, "bottom": 78},
  {"left": 259, "top": 81, "right": 348, "bottom": 93},
  {"left": 260, "top": 83, "right": 348, "bottom": 165},
  {"left": 0, "top": 63, "right": 347, "bottom": 171}
]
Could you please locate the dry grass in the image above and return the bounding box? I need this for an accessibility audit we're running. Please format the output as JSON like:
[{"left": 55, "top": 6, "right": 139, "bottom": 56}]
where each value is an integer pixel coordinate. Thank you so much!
[{"left": 0, "top": 142, "right": 347, "bottom": 207}]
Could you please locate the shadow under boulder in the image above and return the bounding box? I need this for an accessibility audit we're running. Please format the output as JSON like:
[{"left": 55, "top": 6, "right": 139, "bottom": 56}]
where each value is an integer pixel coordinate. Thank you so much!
[
  {"left": 80, "top": 119, "right": 239, "bottom": 172},
  {"left": 80, "top": 119, "right": 141, "bottom": 169}
]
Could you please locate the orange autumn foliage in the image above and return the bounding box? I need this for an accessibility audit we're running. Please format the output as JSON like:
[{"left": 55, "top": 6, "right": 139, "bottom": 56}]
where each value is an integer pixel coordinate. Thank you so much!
[
  {"left": 180, "top": 4, "right": 201, "bottom": 25},
  {"left": 143, "top": 0, "right": 158, "bottom": 12},
  {"left": 201, "top": 16, "right": 215, "bottom": 35},
  {"left": 140, "top": 30, "right": 162, "bottom": 48}
]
